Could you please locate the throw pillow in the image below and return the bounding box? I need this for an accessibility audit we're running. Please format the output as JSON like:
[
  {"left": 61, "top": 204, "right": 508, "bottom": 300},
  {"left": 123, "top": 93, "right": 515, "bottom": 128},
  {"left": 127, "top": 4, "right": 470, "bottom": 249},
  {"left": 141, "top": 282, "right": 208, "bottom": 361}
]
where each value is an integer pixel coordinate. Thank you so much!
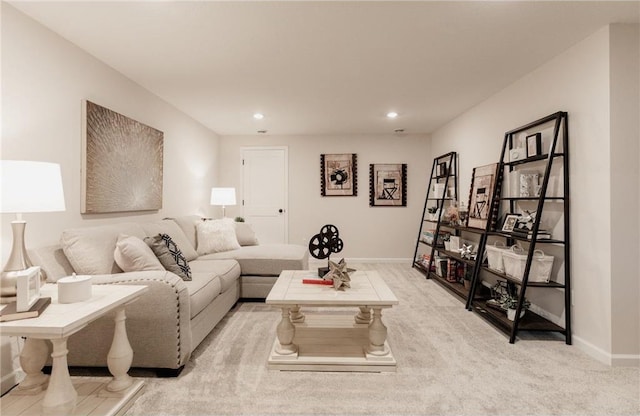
[
  {"left": 197, "top": 218, "right": 241, "bottom": 255},
  {"left": 144, "top": 234, "right": 192, "bottom": 281},
  {"left": 114, "top": 234, "right": 164, "bottom": 272},
  {"left": 234, "top": 222, "right": 259, "bottom": 246}
]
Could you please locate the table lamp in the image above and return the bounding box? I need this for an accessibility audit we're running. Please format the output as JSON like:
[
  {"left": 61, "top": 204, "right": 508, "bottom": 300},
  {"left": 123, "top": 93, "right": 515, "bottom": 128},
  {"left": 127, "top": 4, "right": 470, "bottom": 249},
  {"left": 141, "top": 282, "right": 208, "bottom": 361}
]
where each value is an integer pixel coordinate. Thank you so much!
[
  {"left": 210, "top": 187, "right": 236, "bottom": 218},
  {"left": 1, "top": 160, "right": 66, "bottom": 303}
]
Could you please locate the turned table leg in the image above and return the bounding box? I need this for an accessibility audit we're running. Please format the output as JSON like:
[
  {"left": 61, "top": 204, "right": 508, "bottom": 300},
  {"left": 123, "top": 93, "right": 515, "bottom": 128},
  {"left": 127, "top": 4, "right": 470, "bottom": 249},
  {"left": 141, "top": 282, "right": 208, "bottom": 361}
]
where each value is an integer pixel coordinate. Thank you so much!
[
  {"left": 15, "top": 338, "right": 49, "bottom": 394},
  {"left": 289, "top": 305, "right": 305, "bottom": 323},
  {"left": 275, "top": 307, "right": 297, "bottom": 355},
  {"left": 106, "top": 306, "right": 133, "bottom": 392},
  {"left": 355, "top": 306, "right": 371, "bottom": 324},
  {"left": 42, "top": 337, "right": 77, "bottom": 414},
  {"left": 367, "top": 307, "right": 389, "bottom": 356}
]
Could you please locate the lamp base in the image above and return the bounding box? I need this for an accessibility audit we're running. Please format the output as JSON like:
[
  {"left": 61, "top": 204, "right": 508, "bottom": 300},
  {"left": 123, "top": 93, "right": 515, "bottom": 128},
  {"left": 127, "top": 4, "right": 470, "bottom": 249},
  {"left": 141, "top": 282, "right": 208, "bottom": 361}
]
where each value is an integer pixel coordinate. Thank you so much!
[{"left": 1, "top": 221, "right": 32, "bottom": 304}]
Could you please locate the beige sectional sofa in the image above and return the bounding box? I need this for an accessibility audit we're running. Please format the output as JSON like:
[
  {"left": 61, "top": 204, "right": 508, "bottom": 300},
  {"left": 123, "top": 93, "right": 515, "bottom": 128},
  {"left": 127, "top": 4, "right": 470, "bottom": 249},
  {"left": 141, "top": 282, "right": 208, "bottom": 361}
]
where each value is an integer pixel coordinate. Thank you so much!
[{"left": 30, "top": 215, "right": 308, "bottom": 375}]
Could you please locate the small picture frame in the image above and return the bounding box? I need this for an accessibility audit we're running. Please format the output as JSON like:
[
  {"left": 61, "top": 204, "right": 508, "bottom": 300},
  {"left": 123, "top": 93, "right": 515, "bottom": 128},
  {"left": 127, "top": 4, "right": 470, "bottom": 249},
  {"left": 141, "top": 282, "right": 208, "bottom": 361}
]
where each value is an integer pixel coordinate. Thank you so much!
[
  {"left": 501, "top": 214, "right": 521, "bottom": 232},
  {"left": 16, "top": 266, "right": 41, "bottom": 312},
  {"left": 438, "top": 162, "right": 448, "bottom": 177},
  {"left": 526, "top": 133, "right": 542, "bottom": 158}
]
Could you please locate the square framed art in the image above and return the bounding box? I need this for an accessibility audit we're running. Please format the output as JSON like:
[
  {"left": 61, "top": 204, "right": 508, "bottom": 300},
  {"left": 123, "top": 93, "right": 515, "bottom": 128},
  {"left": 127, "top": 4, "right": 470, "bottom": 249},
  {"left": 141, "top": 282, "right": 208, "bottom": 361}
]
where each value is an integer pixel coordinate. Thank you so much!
[
  {"left": 466, "top": 163, "right": 499, "bottom": 229},
  {"left": 369, "top": 163, "right": 407, "bottom": 207},
  {"left": 321, "top": 153, "right": 357, "bottom": 196}
]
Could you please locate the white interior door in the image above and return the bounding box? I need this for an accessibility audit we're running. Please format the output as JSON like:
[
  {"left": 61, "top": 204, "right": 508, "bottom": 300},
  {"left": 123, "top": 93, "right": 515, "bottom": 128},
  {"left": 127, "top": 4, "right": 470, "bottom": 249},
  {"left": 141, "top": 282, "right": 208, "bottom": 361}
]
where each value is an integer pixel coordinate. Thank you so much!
[{"left": 241, "top": 146, "right": 288, "bottom": 244}]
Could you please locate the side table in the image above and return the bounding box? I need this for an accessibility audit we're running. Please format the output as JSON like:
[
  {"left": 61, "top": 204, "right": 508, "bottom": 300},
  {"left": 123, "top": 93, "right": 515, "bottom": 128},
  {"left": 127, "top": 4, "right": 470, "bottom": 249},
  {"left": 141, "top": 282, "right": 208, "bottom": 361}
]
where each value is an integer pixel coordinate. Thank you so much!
[{"left": 0, "top": 284, "right": 147, "bottom": 416}]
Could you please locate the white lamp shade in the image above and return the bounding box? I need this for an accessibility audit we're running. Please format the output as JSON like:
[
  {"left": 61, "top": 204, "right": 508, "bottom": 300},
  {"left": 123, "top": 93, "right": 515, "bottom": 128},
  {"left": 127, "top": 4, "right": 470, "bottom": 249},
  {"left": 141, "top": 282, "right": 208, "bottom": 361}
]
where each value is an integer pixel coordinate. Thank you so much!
[
  {"left": 1, "top": 160, "right": 66, "bottom": 213},
  {"left": 210, "top": 187, "right": 236, "bottom": 206}
]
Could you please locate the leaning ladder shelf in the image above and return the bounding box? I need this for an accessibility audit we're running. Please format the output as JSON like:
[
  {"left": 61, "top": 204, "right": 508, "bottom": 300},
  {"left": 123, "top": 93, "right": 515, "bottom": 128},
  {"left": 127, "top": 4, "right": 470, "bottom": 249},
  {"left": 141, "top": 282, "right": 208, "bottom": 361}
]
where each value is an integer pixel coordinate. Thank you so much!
[
  {"left": 412, "top": 152, "right": 472, "bottom": 300},
  {"left": 467, "top": 111, "right": 571, "bottom": 344}
]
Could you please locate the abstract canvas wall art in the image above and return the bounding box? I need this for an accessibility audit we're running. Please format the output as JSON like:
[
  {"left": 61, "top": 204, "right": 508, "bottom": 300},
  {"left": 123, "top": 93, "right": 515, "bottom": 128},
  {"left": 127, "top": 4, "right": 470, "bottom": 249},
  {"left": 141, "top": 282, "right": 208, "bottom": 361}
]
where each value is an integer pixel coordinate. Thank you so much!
[{"left": 82, "top": 100, "right": 164, "bottom": 213}]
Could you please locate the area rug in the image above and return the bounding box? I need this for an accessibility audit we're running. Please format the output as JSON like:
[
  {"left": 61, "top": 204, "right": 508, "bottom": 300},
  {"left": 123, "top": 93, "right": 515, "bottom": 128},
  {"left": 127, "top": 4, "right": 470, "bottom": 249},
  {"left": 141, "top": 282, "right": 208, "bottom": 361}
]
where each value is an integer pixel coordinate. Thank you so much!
[{"left": 126, "top": 263, "right": 639, "bottom": 415}]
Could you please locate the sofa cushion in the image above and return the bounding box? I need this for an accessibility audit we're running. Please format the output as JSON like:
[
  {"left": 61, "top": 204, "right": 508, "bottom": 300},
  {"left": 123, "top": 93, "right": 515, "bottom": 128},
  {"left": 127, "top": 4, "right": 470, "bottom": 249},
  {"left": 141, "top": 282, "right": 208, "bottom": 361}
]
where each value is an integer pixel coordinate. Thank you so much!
[
  {"left": 114, "top": 234, "right": 164, "bottom": 272},
  {"left": 140, "top": 219, "right": 198, "bottom": 261},
  {"left": 61, "top": 223, "right": 147, "bottom": 275},
  {"left": 170, "top": 215, "right": 202, "bottom": 252},
  {"left": 196, "top": 218, "right": 241, "bottom": 255},
  {"left": 199, "top": 244, "right": 309, "bottom": 276},
  {"left": 189, "top": 259, "right": 241, "bottom": 293},
  {"left": 235, "top": 222, "right": 259, "bottom": 246},
  {"left": 183, "top": 273, "right": 222, "bottom": 319},
  {"left": 144, "top": 234, "right": 192, "bottom": 281}
]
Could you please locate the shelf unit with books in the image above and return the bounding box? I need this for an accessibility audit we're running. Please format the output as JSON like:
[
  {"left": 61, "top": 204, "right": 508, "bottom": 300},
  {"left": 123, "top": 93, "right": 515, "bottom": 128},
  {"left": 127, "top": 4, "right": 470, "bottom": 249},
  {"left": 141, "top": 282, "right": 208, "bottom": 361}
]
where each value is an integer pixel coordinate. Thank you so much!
[
  {"left": 467, "top": 111, "right": 571, "bottom": 344},
  {"left": 412, "top": 152, "right": 490, "bottom": 303}
]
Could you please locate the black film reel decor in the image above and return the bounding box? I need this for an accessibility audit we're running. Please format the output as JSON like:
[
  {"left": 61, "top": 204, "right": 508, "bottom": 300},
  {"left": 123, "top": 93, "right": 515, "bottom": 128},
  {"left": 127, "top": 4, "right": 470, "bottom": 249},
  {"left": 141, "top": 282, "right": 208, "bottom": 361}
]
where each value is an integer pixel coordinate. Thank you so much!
[{"left": 308, "top": 224, "right": 344, "bottom": 276}]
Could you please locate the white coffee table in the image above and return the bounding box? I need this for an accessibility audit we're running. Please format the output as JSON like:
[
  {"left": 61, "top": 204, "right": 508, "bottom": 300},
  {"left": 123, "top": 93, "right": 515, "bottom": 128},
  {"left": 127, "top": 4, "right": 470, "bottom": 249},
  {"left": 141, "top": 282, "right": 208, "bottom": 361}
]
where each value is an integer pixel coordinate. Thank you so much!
[
  {"left": 0, "top": 283, "right": 147, "bottom": 416},
  {"left": 265, "top": 269, "right": 399, "bottom": 372}
]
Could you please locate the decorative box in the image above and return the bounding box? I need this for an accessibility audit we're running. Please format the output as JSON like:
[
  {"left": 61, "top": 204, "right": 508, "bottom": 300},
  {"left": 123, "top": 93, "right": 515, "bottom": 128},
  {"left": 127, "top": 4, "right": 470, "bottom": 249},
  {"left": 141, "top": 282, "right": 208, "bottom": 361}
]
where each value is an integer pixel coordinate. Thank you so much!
[{"left": 502, "top": 247, "right": 554, "bottom": 283}]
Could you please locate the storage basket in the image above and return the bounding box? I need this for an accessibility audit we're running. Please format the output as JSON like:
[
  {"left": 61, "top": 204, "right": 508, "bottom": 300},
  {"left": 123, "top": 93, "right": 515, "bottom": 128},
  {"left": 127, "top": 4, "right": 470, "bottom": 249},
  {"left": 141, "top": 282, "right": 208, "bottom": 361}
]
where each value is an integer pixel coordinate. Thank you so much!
[
  {"left": 502, "top": 246, "right": 554, "bottom": 283},
  {"left": 485, "top": 242, "right": 510, "bottom": 272}
]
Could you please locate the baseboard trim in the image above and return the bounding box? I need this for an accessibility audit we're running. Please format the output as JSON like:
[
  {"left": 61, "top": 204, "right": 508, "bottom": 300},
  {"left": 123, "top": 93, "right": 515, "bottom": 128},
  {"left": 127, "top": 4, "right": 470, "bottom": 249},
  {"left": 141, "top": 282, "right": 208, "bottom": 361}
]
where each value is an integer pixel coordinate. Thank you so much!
[
  {"left": 1, "top": 369, "right": 24, "bottom": 396},
  {"left": 573, "top": 335, "right": 640, "bottom": 367},
  {"left": 309, "top": 258, "right": 411, "bottom": 266}
]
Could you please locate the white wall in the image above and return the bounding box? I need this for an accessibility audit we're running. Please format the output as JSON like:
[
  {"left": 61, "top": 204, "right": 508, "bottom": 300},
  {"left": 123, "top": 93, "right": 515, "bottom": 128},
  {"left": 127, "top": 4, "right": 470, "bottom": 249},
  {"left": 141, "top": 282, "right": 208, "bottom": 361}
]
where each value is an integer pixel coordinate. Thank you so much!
[
  {"left": 609, "top": 24, "right": 640, "bottom": 362},
  {"left": 430, "top": 25, "right": 640, "bottom": 365},
  {"left": 218, "top": 134, "right": 431, "bottom": 260},
  {"left": 1, "top": 4, "right": 221, "bottom": 393}
]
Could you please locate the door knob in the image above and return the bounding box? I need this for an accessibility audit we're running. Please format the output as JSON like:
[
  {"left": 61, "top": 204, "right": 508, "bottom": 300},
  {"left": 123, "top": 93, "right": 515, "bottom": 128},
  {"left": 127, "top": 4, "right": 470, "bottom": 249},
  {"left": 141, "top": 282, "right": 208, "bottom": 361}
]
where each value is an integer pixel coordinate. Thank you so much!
[{"left": 278, "top": 209, "right": 284, "bottom": 213}]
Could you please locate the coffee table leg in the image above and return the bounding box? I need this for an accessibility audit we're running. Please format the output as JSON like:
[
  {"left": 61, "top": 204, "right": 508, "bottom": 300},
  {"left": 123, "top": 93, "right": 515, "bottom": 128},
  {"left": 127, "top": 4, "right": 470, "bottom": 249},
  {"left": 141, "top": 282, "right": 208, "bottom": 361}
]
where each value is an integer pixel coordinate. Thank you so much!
[
  {"left": 42, "top": 337, "right": 77, "bottom": 414},
  {"left": 367, "top": 308, "right": 389, "bottom": 356},
  {"left": 15, "top": 338, "right": 49, "bottom": 394},
  {"left": 355, "top": 306, "right": 371, "bottom": 324},
  {"left": 275, "top": 307, "right": 297, "bottom": 355},
  {"left": 290, "top": 305, "right": 305, "bottom": 323},
  {"left": 106, "top": 306, "right": 133, "bottom": 392}
]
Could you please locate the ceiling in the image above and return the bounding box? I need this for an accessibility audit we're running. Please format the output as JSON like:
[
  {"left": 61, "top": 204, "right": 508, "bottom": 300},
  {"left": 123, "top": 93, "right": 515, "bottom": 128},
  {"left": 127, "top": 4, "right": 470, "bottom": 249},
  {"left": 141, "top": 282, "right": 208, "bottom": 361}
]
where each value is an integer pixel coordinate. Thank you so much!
[{"left": 8, "top": 1, "right": 640, "bottom": 136}]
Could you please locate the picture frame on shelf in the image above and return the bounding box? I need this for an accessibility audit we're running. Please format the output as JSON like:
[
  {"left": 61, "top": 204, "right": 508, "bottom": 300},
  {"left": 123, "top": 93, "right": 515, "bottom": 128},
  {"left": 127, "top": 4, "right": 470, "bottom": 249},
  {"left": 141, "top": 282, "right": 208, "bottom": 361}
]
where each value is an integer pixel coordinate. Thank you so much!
[
  {"left": 438, "top": 162, "right": 447, "bottom": 177},
  {"left": 321, "top": 153, "right": 357, "bottom": 196},
  {"left": 501, "top": 214, "right": 521, "bottom": 232},
  {"left": 369, "top": 163, "right": 407, "bottom": 207},
  {"left": 526, "top": 132, "right": 542, "bottom": 158},
  {"left": 466, "top": 163, "right": 499, "bottom": 229},
  {"left": 16, "top": 266, "right": 41, "bottom": 312}
]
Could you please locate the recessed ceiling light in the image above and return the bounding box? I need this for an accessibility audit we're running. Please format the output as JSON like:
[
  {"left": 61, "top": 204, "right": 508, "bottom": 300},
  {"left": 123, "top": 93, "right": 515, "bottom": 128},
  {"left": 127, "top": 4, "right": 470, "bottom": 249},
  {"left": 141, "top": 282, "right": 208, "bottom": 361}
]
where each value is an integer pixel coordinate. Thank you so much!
[
  {"left": 253, "top": 113, "right": 264, "bottom": 120},
  {"left": 257, "top": 130, "right": 268, "bottom": 134},
  {"left": 386, "top": 112, "right": 398, "bottom": 119},
  {"left": 394, "top": 128, "right": 405, "bottom": 133}
]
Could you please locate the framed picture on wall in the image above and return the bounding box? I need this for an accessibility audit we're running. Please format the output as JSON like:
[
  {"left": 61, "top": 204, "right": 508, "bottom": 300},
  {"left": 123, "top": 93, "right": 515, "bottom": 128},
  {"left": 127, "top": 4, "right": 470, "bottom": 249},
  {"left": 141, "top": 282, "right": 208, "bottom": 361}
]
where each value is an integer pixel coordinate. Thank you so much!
[
  {"left": 466, "top": 163, "right": 499, "bottom": 229},
  {"left": 369, "top": 163, "right": 407, "bottom": 207},
  {"left": 321, "top": 153, "right": 357, "bottom": 196}
]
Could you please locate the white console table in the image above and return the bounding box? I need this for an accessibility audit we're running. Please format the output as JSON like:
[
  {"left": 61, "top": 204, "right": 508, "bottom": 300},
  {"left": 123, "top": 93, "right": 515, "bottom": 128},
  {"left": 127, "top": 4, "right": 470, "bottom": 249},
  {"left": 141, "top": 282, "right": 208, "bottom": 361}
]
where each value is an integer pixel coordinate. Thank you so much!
[{"left": 0, "top": 284, "right": 147, "bottom": 416}]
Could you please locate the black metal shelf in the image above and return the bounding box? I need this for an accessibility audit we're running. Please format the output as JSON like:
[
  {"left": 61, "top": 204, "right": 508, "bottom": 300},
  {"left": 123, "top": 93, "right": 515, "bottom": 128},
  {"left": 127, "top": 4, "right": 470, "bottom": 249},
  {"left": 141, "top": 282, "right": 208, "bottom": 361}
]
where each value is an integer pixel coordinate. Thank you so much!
[
  {"left": 471, "top": 300, "right": 566, "bottom": 334},
  {"left": 467, "top": 111, "right": 571, "bottom": 345},
  {"left": 504, "top": 152, "right": 564, "bottom": 167},
  {"left": 480, "top": 266, "right": 566, "bottom": 288}
]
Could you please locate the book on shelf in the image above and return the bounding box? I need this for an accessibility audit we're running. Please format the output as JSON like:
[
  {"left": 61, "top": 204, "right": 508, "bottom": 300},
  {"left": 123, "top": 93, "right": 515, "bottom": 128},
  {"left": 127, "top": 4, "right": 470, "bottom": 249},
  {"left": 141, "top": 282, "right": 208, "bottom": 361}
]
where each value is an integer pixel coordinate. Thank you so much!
[{"left": 0, "top": 297, "right": 51, "bottom": 322}]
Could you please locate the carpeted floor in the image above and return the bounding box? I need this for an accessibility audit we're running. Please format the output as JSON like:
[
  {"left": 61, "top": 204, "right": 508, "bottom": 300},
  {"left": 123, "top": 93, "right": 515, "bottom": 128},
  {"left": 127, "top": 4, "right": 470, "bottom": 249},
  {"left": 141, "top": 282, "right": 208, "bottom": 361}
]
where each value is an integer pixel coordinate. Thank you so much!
[{"left": 126, "top": 263, "right": 639, "bottom": 416}]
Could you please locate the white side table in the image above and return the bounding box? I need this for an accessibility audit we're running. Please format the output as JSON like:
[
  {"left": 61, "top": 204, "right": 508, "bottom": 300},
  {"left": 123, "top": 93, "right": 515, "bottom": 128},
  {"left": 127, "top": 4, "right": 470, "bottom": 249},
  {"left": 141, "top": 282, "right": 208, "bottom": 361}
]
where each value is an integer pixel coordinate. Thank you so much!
[{"left": 0, "top": 284, "right": 147, "bottom": 416}]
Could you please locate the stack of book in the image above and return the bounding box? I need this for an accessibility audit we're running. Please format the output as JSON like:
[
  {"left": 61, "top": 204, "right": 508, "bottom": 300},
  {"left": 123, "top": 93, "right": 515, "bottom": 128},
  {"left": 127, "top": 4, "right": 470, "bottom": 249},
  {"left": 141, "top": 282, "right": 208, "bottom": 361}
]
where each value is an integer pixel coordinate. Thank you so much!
[
  {"left": 0, "top": 297, "right": 51, "bottom": 322},
  {"left": 511, "top": 228, "right": 551, "bottom": 240}
]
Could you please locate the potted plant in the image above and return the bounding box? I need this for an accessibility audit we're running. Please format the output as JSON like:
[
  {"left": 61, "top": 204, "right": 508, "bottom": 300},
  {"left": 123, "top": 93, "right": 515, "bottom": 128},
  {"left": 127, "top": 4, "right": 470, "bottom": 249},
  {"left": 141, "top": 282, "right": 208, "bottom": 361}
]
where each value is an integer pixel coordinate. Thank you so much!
[
  {"left": 234, "top": 216, "right": 245, "bottom": 222},
  {"left": 500, "top": 293, "right": 530, "bottom": 321}
]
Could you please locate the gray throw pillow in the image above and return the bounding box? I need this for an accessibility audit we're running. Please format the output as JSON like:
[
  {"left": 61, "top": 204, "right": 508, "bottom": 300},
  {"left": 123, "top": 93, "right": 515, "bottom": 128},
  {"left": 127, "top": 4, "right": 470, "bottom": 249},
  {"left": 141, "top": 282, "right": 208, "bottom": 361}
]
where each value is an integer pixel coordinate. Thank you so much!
[{"left": 144, "top": 234, "right": 192, "bottom": 281}]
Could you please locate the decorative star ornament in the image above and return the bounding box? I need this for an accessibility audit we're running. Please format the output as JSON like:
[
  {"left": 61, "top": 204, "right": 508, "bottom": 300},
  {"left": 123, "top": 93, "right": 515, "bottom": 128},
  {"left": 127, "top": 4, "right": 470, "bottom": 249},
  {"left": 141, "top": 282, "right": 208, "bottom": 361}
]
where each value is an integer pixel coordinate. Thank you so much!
[
  {"left": 323, "top": 258, "right": 352, "bottom": 291},
  {"left": 459, "top": 244, "right": 473, "bottom": 259}
]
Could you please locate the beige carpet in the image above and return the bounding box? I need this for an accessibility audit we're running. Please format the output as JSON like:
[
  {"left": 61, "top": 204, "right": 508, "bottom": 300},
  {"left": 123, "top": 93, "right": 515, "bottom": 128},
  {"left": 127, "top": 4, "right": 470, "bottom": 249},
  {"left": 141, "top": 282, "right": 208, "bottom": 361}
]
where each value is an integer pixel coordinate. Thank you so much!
[{"left": 126, "top": 263, "right": 639, "bottom": 416}]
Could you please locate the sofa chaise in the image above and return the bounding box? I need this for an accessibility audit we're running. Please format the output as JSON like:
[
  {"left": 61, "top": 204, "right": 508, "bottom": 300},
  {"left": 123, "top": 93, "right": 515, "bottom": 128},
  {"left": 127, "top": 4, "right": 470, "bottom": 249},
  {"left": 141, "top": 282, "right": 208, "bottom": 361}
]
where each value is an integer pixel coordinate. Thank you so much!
[{"left": 29, "top": 215, "right": 308, "bottom": 375}]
